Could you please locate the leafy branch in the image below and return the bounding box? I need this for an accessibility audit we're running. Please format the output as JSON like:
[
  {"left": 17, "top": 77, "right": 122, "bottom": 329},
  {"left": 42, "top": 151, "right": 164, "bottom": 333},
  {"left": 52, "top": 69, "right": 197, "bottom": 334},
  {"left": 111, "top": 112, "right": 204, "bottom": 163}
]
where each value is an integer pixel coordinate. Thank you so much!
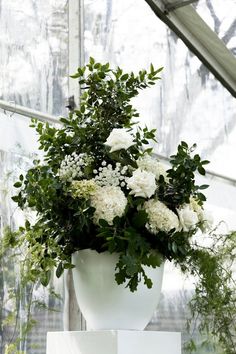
[{"left": 181, "top": 231, "right": 236, "bottom": 353}]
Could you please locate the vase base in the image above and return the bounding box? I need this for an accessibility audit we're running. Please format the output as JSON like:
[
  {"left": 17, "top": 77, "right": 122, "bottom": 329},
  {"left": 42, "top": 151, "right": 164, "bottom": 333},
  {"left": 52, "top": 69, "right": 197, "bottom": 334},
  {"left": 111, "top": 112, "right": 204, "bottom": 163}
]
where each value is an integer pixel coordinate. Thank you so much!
[{"left": 47, "top": 330, "right": 181, "bottom": 354}]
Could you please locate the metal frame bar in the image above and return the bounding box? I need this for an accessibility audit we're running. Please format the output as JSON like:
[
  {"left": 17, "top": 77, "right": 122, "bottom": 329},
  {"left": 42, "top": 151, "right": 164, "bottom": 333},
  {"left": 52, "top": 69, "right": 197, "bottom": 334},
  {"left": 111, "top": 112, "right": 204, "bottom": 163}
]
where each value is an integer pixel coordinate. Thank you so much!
[
  {"left": 0, "top": 99, "right": 59, "bottom": 124},
  {"left": 68, "top": 0, "right": 87, "bottom": 332},
  {"left": 164, "top": 0, "right": 198, "bottom": 13},
  {"left": 145, "top": 0, "right": 236, "bottom": 97},
  {"left": 68, "top": 0, "right": 84, "bottom": 107}
]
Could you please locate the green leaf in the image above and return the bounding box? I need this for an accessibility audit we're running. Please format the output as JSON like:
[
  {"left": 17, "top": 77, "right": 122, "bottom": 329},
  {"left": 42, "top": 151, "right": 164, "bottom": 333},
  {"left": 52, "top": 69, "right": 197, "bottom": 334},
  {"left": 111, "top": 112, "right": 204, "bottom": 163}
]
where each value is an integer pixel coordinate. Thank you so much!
[
  {"left": 60, "top": 118, "right": 70, "bottom": 124},
  {"left": 181, "top": 141, "right": 188, "bottom": 148},
  {"left": 198, "top": 166, "right": 206, "bottom": 175},
  {"left": 11, "top": 196, "right": 19, "bottom": 202},
  {"left": 99, "top": 219, "right": 109, "bottom": 227},
  {"left": 201, "top": 160, "right": 210, "bottom": 165},
  {"left": 25, "top": 220, "right": 30, "bottom": 229},
  {"left": 98, "top": 71, "right": 106, "bottom": 79},
  {"left": 121, "top": 254, "right": 138, "bottom": 276},
  {"left": 143, "top": 253, "right": 163, "bottom": 267},
  {"left": 199, "top": 184, "right": 209, "bottom": 190},
  {"left": 94, "top": 63, "right": 101, "bottom": 69},
  {"left": 143, "top": 272, "right": 153, "bottom": 289},
  {"left": 40, "top": 270, "right": 51, "bottom": 287},
  {"left": 121, "top": 73, "right": 129, "bottom": 81},
  {"left": 115, "top": 269, "right": 126, "bottom": 285},
  {"left": 14, "top": 182, "right": 22, "bottom": 188},
  {"left": 150, "top": 63, "right": 154, "bottom": 73},
  {"left": 197, "top": 192, "right": 207, "bottom": 201},
  {"left": 56, "top": 262, "right": 64, "bottom": 278},
  {"left": 154, "top": 67, "right": 164, "bottom": 74},
  {"left": 89, "top": 57, "right": 95, "bottom": 65},
  {"left": 132, "top": 210, "right": 148, "bottom": 228},
  {"left": 128, "top": 274, "right": 139, "bottom": 292},
  {"left": 70, "top": 73, "right": 80, "bottom": 79}
]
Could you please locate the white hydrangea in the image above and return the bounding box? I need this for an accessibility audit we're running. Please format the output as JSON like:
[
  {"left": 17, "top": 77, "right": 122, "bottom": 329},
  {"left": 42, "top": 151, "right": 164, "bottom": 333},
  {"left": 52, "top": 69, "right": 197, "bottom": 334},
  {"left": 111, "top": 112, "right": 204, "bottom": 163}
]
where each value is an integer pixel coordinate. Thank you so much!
[
  {"left": 177, "top": 204, "right": 199, "bottom": 232},
  {"left": 126, "top": 168, "right": 156, "bottom": 198},
  {"left": 90, "top": 186, "right": 127, "bottom": 225},
  {"left": 144, "top": 199, "right": 179, "bottom": 233},
  {"left": 105, "top": 128, "right": 135, "bottom": 152},
  {"left": 71, "top": 179, "right": 97, "bottom": 199},
  {"left": 137, "top": 154, "right": 168, "bottom": 181},
  {"left": 58, "top": 152, "right": 92, "bottom": 182},
  {"left": 94, "top": 162, "right": 128, "bottom": 187}
]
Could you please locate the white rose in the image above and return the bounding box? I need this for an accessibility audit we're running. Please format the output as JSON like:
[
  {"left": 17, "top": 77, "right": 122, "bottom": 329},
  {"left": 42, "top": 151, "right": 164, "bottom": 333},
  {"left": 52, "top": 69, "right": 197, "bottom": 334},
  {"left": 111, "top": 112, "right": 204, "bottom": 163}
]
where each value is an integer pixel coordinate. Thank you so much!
[
  {"left": 127, "top": 168, "right": 156, "bottom": 198},
  {"left": 105, "top": 128, "right": 135, "bottom": 153},
  {"left": 199, "top": 209, "right": 214, "bottom": 232},
  {"left": 177, "top": 204, "right": 198, "bottom": 232}
]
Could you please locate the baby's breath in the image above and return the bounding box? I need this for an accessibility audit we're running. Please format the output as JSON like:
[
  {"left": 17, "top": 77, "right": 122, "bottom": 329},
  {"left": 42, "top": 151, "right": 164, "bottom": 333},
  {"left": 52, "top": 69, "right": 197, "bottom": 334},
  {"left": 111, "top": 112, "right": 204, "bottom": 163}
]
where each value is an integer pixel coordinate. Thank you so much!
[
  {"left": 94, "top": 162, "right": 128, "bottom": 187},
  {"left": 58, "top": 152, "right": 93, "bottom": 182}
]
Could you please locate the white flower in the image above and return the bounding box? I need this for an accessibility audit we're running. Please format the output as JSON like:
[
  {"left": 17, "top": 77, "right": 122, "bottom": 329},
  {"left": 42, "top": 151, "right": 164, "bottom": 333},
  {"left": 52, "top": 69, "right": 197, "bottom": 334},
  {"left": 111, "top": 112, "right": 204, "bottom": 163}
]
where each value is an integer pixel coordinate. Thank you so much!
[
  {"left": 94, "top": 162, "right": 127, "bottom": 187},
  {"left": 137, "top": 154, "right": 169, "bottom": 181},
  {"left": 189, "top": 197, "right": 213, "bottom": 232},
  {"left": 189, "top": 197, "right": 202, "bottom": 214},
  {"left": 199, "top": 209, "right": 214, "bottom": 232},
  {"left": 58, "top": 152, "right": 93, "bottom": 182},
  {"left": 127, "top": 168, "right": 156, "bottom": 198},
  {"left": 177, "top": 204, "right": 198, "bottom": 232},
  {"left": 105, "top": 128, "right": 135, "bottom": 152},
  {"left": 90, "top": 186, "right": 127, "bottom": 225},
  {"left": 71, "top": 179, "right": 97, "bottom": 199},
  {"left": 144, "top": 199, "right": 179, "bottom": 233}
]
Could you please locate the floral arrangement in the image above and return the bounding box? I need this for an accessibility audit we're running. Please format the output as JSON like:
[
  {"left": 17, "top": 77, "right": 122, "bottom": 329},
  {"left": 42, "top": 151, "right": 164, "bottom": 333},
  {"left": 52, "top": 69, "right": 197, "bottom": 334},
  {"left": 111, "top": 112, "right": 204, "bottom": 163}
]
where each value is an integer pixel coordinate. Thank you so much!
[
  {"left": 12, "top": 58, "right": 212, "bottom": 289},
  {"left": 3, "top": 58, "right": 236, "bottom": 353}
]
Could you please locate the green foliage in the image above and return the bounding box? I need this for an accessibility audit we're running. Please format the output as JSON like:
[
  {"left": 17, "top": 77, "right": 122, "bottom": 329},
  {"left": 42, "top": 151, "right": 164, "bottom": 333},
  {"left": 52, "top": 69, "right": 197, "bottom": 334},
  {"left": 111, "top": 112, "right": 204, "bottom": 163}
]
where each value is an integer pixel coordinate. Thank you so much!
[
  {"left": 159, "top": 141, "right": 210, "bottom": 207},
  {"left": 182, "top": 231, "right": 236, "bottom": 354},
  {"left": 0, "top": 226, "right": 62, "bottom": 354},
  {"left": 29, "top": 58, "right": 162, "bottom": 170}
]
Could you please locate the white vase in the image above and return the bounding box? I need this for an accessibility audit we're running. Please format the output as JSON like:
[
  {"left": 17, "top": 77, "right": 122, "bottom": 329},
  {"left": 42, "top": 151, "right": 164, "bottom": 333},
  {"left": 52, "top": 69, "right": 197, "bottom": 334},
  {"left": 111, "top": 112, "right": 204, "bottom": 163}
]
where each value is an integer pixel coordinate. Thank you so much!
[{"left": 72, "top": 249, "right": 164, "bottom": 330}]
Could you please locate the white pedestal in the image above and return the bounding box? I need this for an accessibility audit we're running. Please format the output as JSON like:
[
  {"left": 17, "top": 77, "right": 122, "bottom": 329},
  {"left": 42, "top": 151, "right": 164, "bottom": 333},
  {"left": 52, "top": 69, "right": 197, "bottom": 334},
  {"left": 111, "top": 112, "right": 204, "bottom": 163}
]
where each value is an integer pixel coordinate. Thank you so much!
[{"left": 47, "top": 330, "right": 181, "bottom": 354}]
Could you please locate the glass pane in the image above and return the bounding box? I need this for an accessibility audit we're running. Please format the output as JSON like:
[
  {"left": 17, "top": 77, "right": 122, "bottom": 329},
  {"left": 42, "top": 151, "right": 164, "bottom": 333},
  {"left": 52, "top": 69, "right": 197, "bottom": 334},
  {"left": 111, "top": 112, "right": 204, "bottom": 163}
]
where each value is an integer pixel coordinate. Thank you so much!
[
  {"left": 195, "top": 0, "right": 236, "bottom": 54},
  {"left": 0, "top": 1, "right": 69, "bottom": 116}
]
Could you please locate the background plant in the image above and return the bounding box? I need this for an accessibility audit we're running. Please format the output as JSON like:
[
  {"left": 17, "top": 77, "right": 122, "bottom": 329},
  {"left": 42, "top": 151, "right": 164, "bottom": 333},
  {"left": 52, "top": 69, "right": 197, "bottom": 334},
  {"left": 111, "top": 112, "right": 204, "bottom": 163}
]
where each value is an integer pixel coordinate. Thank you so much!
[{"left": 0, "top": 226, "right": 63, "bottom": 354}]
